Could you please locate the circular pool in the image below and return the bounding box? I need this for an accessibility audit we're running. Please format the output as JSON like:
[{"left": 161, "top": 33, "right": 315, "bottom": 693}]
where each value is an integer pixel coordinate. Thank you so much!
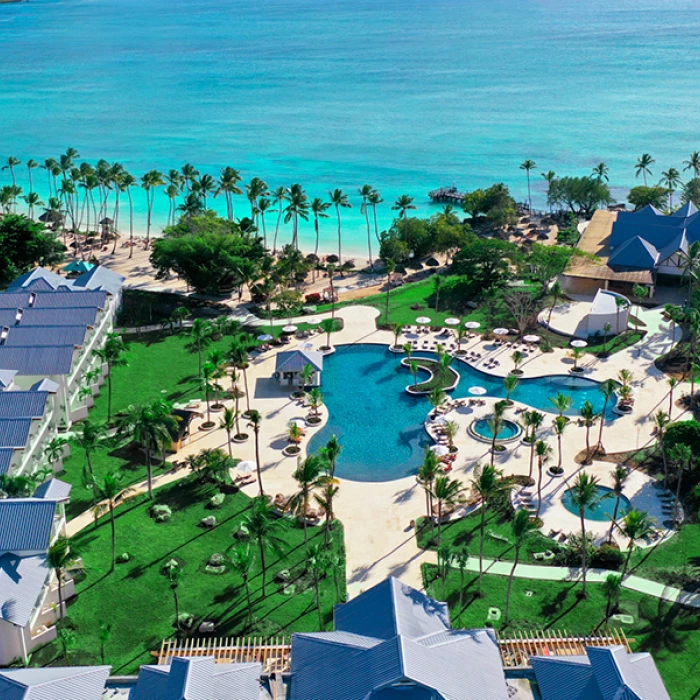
[
  {"left": 561, "top": 486, "right": 631, "bottom": 522},
  {"left": 469, "top": 418, "right": 522, "bottom": 443}
]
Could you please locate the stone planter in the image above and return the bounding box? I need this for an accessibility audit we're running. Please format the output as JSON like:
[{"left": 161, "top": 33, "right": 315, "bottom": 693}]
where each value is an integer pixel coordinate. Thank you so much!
[
  {"left": 547, "top": 467, "right": 564, "bottom": 478},
  {"left": 232, "top": 434, "right": 249, "bottom": 443},
  {"left": 319, "top": 346, "right": 336, "bottom": 357},
  {"left": 510, "top": 369, "right": 524, "bottom": 376},
  {"left": 569, "top": 367, "right": 586, "bottom": 376},
  {"left": 283, "top": 445, "right": 302, "bottom": 457},
  {"left": 199, "top": 421, "right": 216, "bottom": 432},
  {"left": 613, "top": 404, "right": 633, "bottom": 416}
]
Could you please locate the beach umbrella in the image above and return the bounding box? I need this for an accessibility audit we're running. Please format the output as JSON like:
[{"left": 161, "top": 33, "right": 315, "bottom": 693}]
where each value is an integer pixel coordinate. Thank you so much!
[
  {"left": 571, "top": 339, "right": 588, "bottom": 348},
  {"left": 257, "top": 334, "right": 273, "bottom": 342},
  {"left": 468, "top": 386, "right": 487, "bottom": 396},
  {"left": 290, "top": 419, "right": 306, "bottom": 428},
  {"left": 465, "top": 321, "right": 481, "bottom": 330},
  {"left": 430, "top": 445, "right": 450, "bottom": 456},
  {"left": 493, "top": 327, "right": 509, "bottom": 336},
  {"left": 63, "top": 260, "right": 94, "bottom": 274},
  {"left": 237, "top": 460, "right": 257, "bottom": 473},
  {"left": 445, "top": 318, "right": 460, "bottom": 326},
  {"left": 298, "top": 342, "right": 314, "bottom": 350},
  {"left": 416, "top": 316, "right": 432, "bottom": 325},
  {"left": 523, "top": 334, "right": 541, "bottom": 343},
  {"left": 282, "top": 325, "right": 298, "bottom": 334},
  {"left": 307, "top": 317, "right": 321, "bottom": 325},
  {"left": 432, "top": 415, "right": 449, "bottom": 426}
]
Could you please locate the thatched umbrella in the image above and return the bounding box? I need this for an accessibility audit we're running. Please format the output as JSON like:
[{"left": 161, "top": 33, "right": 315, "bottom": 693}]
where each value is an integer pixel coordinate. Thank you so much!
[
  {"left": 425, "top": 257, "right": 440, "bottom": 267},
  {"left": 326, "top": 254, "right": 339, "bottom": 264}
]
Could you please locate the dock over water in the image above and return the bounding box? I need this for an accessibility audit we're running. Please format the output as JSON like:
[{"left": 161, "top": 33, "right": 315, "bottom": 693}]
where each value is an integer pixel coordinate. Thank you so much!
[{"left": 428, "top": 185, "right": 466, "bottom": 203}]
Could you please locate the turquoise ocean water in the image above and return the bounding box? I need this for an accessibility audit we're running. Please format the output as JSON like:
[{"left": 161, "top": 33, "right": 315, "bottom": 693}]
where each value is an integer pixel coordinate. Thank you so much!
[{"left": 1, "top": 0, "right": 700, "bottom": 256}]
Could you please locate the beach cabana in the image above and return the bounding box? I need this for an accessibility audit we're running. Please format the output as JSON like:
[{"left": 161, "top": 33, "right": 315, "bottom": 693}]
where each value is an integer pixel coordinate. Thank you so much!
[
  {"left": 274, "top": 349, "right": 323, "bottom": 388},
  {"left": 63, "top": 260, "right": 95, "bottom": 275}
]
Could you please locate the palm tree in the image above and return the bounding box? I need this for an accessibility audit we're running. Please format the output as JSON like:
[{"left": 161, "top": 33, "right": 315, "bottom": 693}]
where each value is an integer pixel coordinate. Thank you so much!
[
  {"left": 22, "top": 191, "right": 44, "bottom": 220},
  {"left": 219, "top": 407, "right": 237, "bottom": 458},
  {"left": 608, "top": 465, "right": 629, "bottom": 541},
  {"left": 523, "top": 410, "right": 544, "bottom": 480},
  {"left": 99, "top": 622, "right": 113, "bottom": 664},
  {"left": 120, "top": 172, "right": 137, "bottom": 258},
  {"left": 653, "top": 410, "right": 671, "bottom": 488},
  {"left": 505, "top": 509, "right": 538, "bottom": 624},
  {"left": 632, "top": 284, "right": 649, "bottom": 327},
  {"left": 323, "top": 435, "right": 342, "bottom": 479},
  {"left": 511, "top": 350, "right": 525, "bottom": 374},
  {"left": 2, "top": 155, "right": 21, "bottom": 189},
  {"left": 455, "top": 546, "right": 469, "bottom": 611},
  {"left": 615, "top": 296, "right": 629, "bottom": 335},
  {"left": 92, "top": 470, "right": 135, "bottom": 572},
  {"left": 141, "top": 170, "right": 165, "bottom": 243},
  {"left": 618, "top": 509, "right": 654, "bottom": 579},
  {"left": 504, "top": 374, "right": 519, "bottom": 404},
  {"left": 471, "top": 464, "right": 505, "bottom": 596},
  {"left": 181, "top": 163, "right": 199, "bottom": 192},
  {"left": 272, "top": 186, "right": 288, "bottom": 253},
  {"left": 635, "top": 154, "right": 655, "bottom": 186},
  {"left": 311, "top": 197, "right": 330, "bottom": 258},
  {"left": 433, "top": 274, "right": 443, "bottom": 314},
  {"left": 74, "top": 419, "right": 107, "bottom": 509},
  {"left": 187, "top": 318, "right": 213, "bottom": 377},
  {"left": 661, "top": 168, "right": 682, "bottom": 209},
  {"left": 319, "top": 317, "right": 336, "bottom": 350},
  {"left": 668, "top": 444, "right": 692, "bottom": 525},
  {"left": 428, "top": 387, "right": 447, "bottom": 419},
  {"left": 603, "top": 574, "right": 622, "bottom": 621},
  {"left": 314, "top": 472, "right": 339, "bottom": 544},
  {"left": 431, "top": 475, "right": 463, "bottom": 547},
  {"left": 308, "top": 543, "right": 331, "bottom": 629},
  {"left": 392, "top": 194, "right": 416, "bottom": 220},
  {"left": 596, "top": 378, "right": 617, "bottom": 454},
  {"left": 667, "top": 376, "right": 679, "bottom": 418},
  {"left": 284, "top": 183, "right": 310, "bottom": 250},
  {"left": 217, "top": 166, "right": 243, "bottom": 221},
  {"left": 385, "top": 259, "right": 396, "bottom": 323},
  {"left": 246, "top": 177, "right": 268, "bottom": 224},
  {"left": 602, "top": 322, "right": 613, "bottom": 354},
  {"left": 535, "top": 440, "right": 553, "bottom": 518},
  {"left": 417, "top": 448, "right": 440, "bottom": 524},
  {"left": 329, "top": 188, "right": 351, "bottom": 265},
  {"left": 229, "top": 544, "right": 254, "bottom": 627},
  {"left": 579, "top": 400, "right": 597, "bottom": 464},
  {"left": 550, "top": 391, "right": 572, "bottom": 417},
  {"left": 118, "top": 401, "right": 176, "bottom": 498},
  {"left": 94, "top": 333, "right": 128, "bottom": 423},
  {"left": 359, "top": 184, "right": 375, "bottom": 267},
  {"left": 368, "top": 188, "right": 383, "bottom": 242},
  {"left": 244, "top": 496, "right": 287, "bottom": 596},
  {"left": 43, "top": 435, "right": 68, "bottom": 471},
  {"left": 442, "top": 420, "right": 458, "bottom": 450},
  {"left": 166, "top": 562, "right": 182, "bottom": 629},
  {"left": 247, "top": 409, "right": 265, "bottom": 496},
  {"left": 569, "top": 472, "right": 607, "bottom": 596},
  {"left": 520, "top": 159, "right": 537, "bottom": 213},
  {"left": 288, "top": 454, "right": 325, "bottom": 551},
  {"left": 592, "top": 162, "right": 609, "bottom": 182},
  {"left": 547, "top": 281, "right": 563, "bottom": 324},
  {"left": 683, "top": 152, "right": 700, "bottom": 178},
  {"left": 307, "top": 387, "right": 324, "bottom": 420},
  {"left": 48, "top": 536, "right": 79, "bottom": 620},
  {"left": 488, "top": 400, "right": 508, "bottom": 466},
  {"left": 553, "top": 415, "right": 567, "bottom": 469},
  {"left": 197, "top": 173, "right": 216, "bottom": 209}
]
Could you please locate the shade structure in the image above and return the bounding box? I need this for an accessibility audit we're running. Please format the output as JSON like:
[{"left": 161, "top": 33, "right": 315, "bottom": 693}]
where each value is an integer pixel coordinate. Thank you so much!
[
  {"left": 571, "top": 339, "right": 588, "bottom": 348},
  {"left": 523, "top": 334, "right": 541, "bottom": 343},
  {"left": 465, "top": 321, "right": 481, "bottom": 330},
  {"left": 432, "top": 415, "right": 449, "bottom": 426},
  {"left": 444, "top": 318, "right": 460, "bottom": 326},
  {"left": 493, "top": 327, "right": 509, "bottom": 336},
  {"left": 307, "top": 317, "right": 321, "bottom": 325},
  {"left": 282, "top": 325, "right": 298, "bottom": 333},
  {"left": 237, "top": 460, "right": 257, "bottom": 473},
  {"left": 257, "top": 334, "right": 273, "bottom": 342},
  {"left": 468, "top": 386, "right": 487, "bottom": 395},
  {"left": 430, "top": 444, "right": 450, "bottom": 456},
  {"left": 64, "top": 260, "right": 95, "bottom": 274},
  {"left": 290, "top": 419, "right": 306, "bottom": 428},
  {"left": 416, "top": 316, "right": 432, "bottom": 325}
]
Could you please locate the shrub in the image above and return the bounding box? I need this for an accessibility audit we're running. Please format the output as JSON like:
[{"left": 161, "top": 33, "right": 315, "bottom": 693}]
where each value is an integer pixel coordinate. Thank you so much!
[
  {"left": 664, "top": 420, "right": 700, "bottom": 454},
  {"left": 208, "top": 553, "right": 225, "bottom": 567},
  {"left": 176, "top": 613, "right": 195, "bottom": 630},
  {"left": 151, "top": 504, "right": 172, "bottom": 523},
  {"left": 162, "top": 558, "right": 179, "bottom": 574},
  {"left": 209, "top": 493, "right": 225, "bottom": 509},
  {"left": 305, "top": 293, "right": 321, "bottom": 304},
  {"left": 591, "top": 543, "right": 623, "bottom": 570}
]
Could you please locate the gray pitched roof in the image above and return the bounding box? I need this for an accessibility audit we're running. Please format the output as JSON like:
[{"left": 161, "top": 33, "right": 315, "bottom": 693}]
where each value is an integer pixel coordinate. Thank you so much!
[
  {"left": 0, "top": 391, "right": 48, "bottom": 419},
  {"left": 0, "top": 499, "right": 57, "bottom": 553},
  {"left": 0, "top": 665, "right": 111, "bottom": 699},
  {"left": 130, "top": 657, "right": 264, "bottom": 700},
  {"left": 3, "top": 325, "right": 88, "bottom": 347},
  {"left": 0, "top": 307, "right": 99, "bottom": 327},
  {"left": 0, "top": 553, "right": 50, "bottom": 626},
  {"left": 31, "top": 291, "right": 107, "bottom": 309},
  {"left": 29, "top": 378, "right": 59, "bottom": 393},
  {"left": 531, "top": 645, "right": 670, "bottom": 700},
  {"left": 0, "top": 293, "right": 33, "bottom": 309},
  {"left": 0, "top": 369, "right": 18, "bottom": 388},
  {"left": 0, "top": 345, "right": 76, "bottom": 376},
  {"left": 0, "top": 449, "right": 13, "bottom": 475},
  {"left": 7, "top": 268, "right": 66, "bottom": 291},
  {"left": 34, "top": 478, "right": 72, "bottom": 502},
  {"left": 275, "top": 349, "right": 323, "bottom": 373},
  {"left": 334, "top": 576, "right": 450, "bottom": 641},
  {"left": 0, "top": 418, "right": 32, "bottom": 448},
  {"left": 71, "top": 266, "right": 124, "bottom": 296}
]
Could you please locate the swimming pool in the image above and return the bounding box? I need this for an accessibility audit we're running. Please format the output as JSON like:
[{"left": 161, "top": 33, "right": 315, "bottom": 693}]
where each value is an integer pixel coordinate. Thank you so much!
[
  {"left": 307, "top": 344, "right": 617, "bottom": 483},
  {"left": 471, "top": 418, "right": 521, "bottom": 441},
  {"left": 561, "top": 486, "right": 631, "bottom": 522}
]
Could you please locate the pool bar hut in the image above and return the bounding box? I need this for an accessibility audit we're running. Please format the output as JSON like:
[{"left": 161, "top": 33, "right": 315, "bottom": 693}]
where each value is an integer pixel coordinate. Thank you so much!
[{"left": 274, "top": 349, "right": 323, "bottom": 388}]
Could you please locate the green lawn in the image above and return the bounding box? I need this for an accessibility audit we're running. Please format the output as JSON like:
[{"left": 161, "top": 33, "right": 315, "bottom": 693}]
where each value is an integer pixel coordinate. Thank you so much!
[
  {"left": 630, "top": 523, "right": 700, "bottom": 583},
  {"left": 406, "top": 357, "right": 458, "bottom": 393},
  {"left": 423, "top": 565, "right": 700, "bottom": 700},
  {"left": 34, "top": 478, "right": 346, "bottom": 674}
]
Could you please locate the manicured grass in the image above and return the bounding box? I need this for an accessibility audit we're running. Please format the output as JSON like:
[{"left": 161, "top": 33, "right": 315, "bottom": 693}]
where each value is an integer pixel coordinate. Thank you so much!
[
  {"left": 423, "top": 565, "right": 700, "bottom": 700},
  {"left": 405, "top": 357, "right": 458, "bottom": 393},
  {"left": 630, "top": 523, "right": 700, "bottom": 582},
  {"left": 34, "top": 478, "right": 346, "bottom": 674}
]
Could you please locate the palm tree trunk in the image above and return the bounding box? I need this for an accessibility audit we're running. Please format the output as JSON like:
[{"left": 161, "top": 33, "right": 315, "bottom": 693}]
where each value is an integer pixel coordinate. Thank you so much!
[
  {"left": 505, "top": 546, "right": 520, "bottom": 624},
  {"left": 458, "top": 565, "right": 465, "bottom": 611},
  {"left": 244, "top": 578, "right": 253, "bottom": 626},
  {"left": 254, "top": 429, "right": 264, "bottom": 496},
  {"left": 580, "top": 512, "right": 588, "bottom": 597},
  {"left": 107, "top": 370, "right": 113, "bottom": 423},
  {"left": 622, "top": 542, "right": 634, "bottom": 580},
  {"left": 597, "top": 398, "right": 609, "bottom": 449},
  {"left": 146, "top": 450, "right": 153, "bottom": 499},
  {"left": 259, "top": 540, "right": 267, "bottom": 596},
  {"left": 110, "top": 504, "right": 117, "bottom": 573},
  {"left": 608, "top": 497, "right": 621, "bottom": 542},
  {"left": 528, "top": 441, "right": 535, "bottom": 480},
  {"left": 128, "top": 190, "right": 134, "bottom": 259},
  {"left": 226, "top": 429, "right": 233, "bottom": 458},
  {"left": 536, "top": 460, "right": 543, "bottom": 518},
  {"left": 314, "top": 577, "right": 323, "bottom": 629},
  {"left": 57, "top": 570, "right": 64, "bottom": 620},
  {"left": 243, "top": 368, "right": 251, "bottom": 413},
  {"left": 437, "top": 502, "right": 443, "bottom": 548},
  {"left": 585, "top": 426, "right": 591, "bottom": 463},
  {"left": 336, "top": 206, "right": 342, "bottom": 265},
  {"left": 478, "top": 505, "right": 486, "bottom": 596}
]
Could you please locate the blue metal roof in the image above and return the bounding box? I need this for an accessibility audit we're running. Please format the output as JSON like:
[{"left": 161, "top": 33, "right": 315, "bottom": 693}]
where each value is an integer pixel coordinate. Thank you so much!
[
  {"left": 0, "top": 293, "right": 32, "bottom": 310},
  {"left": 0, "top": 499, "right": 57, "bottom": 553},
  {"left": 0, "top": 391, "right": 48, "bottom": 419},
  {"left": 0, "top": 449, "right": 13, "bottom": 475},
  {"left": 7, "top": 268, "right": 66, "bottom": 291},
  {"left": 0, "top": 553, "right": 50, "bottom": 627},
  {"left": 3, "top": 325, "right": 88, "bottom": 347},
  {"left": 0, "top": 665, "right": 111, "bottom": 698},
  {"left": 0, "top": 419, "right": 32, "bottom": 448},
  {"left": 0, "top": 345, "right": 76, "bottom": 376},
  {"left": 608, "top": 236, "right": 659, "bottom": 271},
  {"left": 34, "top": 478, "right": 72, "bottom": 502},
  {"left": 31, "top": 290, "right": 107, "bottom": 309},
  {"left": 72, "top": 266, "right": 125, "bottom": 296}
]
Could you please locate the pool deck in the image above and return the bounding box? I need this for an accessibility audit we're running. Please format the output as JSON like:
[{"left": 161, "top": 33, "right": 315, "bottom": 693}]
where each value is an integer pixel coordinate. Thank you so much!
[{"left": 68, "top": 303, "right": 690, "bottom": 599}]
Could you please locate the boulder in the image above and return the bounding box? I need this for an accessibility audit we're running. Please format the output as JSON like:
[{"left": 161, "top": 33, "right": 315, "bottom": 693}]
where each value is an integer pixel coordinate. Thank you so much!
[
  {"left": 199, "top": 621, "right": 216, "bottom": 633},
  {"left": 200, "top": 516, "right": 217, "bottom": 528}
]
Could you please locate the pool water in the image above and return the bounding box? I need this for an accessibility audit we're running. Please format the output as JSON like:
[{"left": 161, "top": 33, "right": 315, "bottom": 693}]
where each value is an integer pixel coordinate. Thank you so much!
[
  {"left": 561, "top": 486, "right": 631, "bottom": 522},
  {"left": 308, "top": 345, "right": 617, "bottom": 482},
  {"left": 472, "top": 418, "right": 520, "bottom": 440}
]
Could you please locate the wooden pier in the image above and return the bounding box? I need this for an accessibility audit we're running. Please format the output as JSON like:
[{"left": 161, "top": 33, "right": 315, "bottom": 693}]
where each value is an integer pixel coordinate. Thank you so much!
[{"left": 428, "top": 185, "right": 466, "bottom": 204}]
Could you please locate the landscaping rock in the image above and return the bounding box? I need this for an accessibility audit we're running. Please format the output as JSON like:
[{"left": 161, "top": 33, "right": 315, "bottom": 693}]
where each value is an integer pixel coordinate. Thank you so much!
[
  {"left": 151, "top": 504, "right": 172, "bottom": 523},
  {"left": 205, "top": 565, "right": 227, "bottom": 575},
  {"left": 233, "top": 523, "right": 249, "bottom": 540},
  {"left": 209, "top": 492, "right": 225, "bottom": 509},
  {"left": 162, "top": 559, "right": 179, "bottom": 573},
  {"left": 116, "top": 552, "right": 131, "bottom": 564},
  {"left": 200, "top": 516, "right": 217, "bottom": 528},
  {"left": 281, "top": 583, "right": 296, "bottom": 596},
  {"left": 199, "top": 621, "right": 216, "bottom": 633},
  {"left": 274, "top": 569, "right": 291, "bottom": 583},
  {"left": 208, "top": 553, "right": 225, "bottom": 567}
]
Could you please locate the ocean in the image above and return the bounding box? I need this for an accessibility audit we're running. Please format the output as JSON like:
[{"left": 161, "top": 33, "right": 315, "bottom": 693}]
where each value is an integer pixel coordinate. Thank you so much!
[{"left": 1, "top": 0, "right": 700, "bottom": 258}]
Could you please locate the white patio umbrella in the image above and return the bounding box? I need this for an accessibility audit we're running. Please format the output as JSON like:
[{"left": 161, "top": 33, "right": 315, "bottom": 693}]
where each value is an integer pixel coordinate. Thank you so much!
[
  {"left": 465, "top": 321, "right": 481, "bottom": 330},
  {"left": 257, "top": 334, "right": 273, "bottom": 342},
  {"left": 432, "top": 415, "right": 449, "bottom": 425},
  {"left": 445, "top": 318, "right": 460, "bottom": 326},
  {"left": 493, "top": 327, "right": 509, "bottom": 336},
  {"left": 237, "top": 460, "right": 257, "bottom": 473},
  {"left": 290, "top": 419, "right": 306, "bottom": 428},
  {"left": 282, "top": 325, "right": 298, "bottom": 333},
  {"left": 523, "top": 334, "right": 541, "bottom": 343},
  {"left": 416, "top": 316, "right": 432, "bottom": 325},
  {"left": 570, "top": 339, "right": 588, "bottom": 348},
  {"left": 430, "top": 445, "right": 450, "bottom": 456},
  {"left": 468, "top": 386, "right": 487, "bottom": 396},
  {"left": 307, "top": 317, "right": 321, "bottom": 325}
]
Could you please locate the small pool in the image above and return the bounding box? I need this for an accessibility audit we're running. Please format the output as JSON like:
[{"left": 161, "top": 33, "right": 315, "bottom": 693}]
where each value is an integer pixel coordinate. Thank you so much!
[
  {"left": 561, "top": 486, "right": 631, "bottom": 522},
  {"left": 470, "top": 418, "right": 521, "bottom": 441}
]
